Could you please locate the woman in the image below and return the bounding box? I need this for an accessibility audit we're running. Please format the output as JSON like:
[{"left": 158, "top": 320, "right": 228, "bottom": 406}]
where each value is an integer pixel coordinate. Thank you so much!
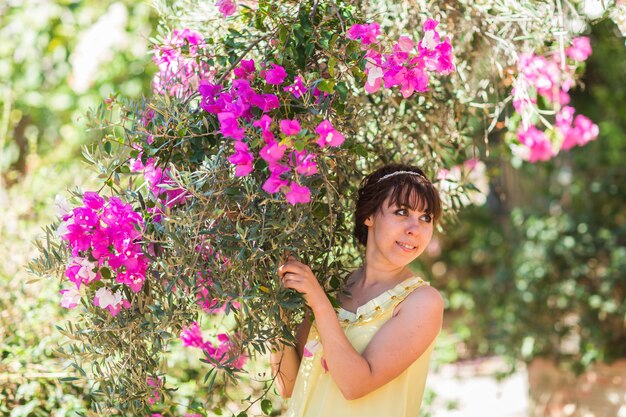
[{"left": 271, "top": 164, "right": 444, "bottom": 417}]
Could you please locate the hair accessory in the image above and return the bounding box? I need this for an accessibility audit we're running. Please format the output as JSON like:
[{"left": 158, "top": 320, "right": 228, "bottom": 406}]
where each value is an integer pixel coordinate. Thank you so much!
[{"left": 377, "top": 170, "right": 425, "bottom": 183}]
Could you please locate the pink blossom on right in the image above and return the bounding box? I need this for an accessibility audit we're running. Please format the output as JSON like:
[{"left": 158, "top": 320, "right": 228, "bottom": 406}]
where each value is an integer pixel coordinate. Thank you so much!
[
  {"left": 285, "top": 182, "right": 311, "bottom": 205},
  {"left": 517, "top": 125, "right": 555, "bottom": 163},
  {"left": 215, "top": 0, "right": 236, "bottom": 17},
  {"left": 315, "top": 120, "right": 345, "bottom": 148},
  {"left": 566, "top": 36, "right": 592, "bottom": 62}
]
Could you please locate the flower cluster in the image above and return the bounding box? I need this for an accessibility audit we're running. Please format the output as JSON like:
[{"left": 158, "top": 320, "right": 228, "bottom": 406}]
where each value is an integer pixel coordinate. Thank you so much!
[
  {"left": 347, "top": 19, "right": 455, "bottom": 97},
  {"left": 57, "top": 192, "right": 149, "bottom": 316},
  {"left": 512, "top": 36, "right": 599, "bottom": 162},
  {"left": 153, "top": 28, "right": 215, "bottom": 98},
  {"left": 180, "top": 322, "right": 247, "bottom": 369},
  {"left": 130, "top": 156, "right": 188, "bottom": 218},
  {"left": 199, "top": 59, "right": 346, "bottom": 205}
]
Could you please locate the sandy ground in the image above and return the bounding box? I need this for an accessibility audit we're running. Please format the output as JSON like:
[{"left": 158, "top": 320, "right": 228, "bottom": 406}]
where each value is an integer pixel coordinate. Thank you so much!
[{"left": 427, "top": 357, "right": 529, "bottom": 417}]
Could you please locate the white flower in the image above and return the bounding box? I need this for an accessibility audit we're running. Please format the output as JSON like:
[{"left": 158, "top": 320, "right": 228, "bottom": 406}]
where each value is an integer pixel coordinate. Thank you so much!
[
  {"left": 94, "top": 287, "right": 123, "bottom": 309},
  {"left": 422, "top": 30, "right": 438, "bottom": 50},
  {"left": 60, "top": 287, "right": 82, "bottom": 309},
  {"left": 54, "top": 195, "right": 72, "bottom": 217}
]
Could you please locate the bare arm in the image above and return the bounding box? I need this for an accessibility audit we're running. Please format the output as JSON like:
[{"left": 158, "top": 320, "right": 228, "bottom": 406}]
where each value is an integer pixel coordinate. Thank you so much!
[
  {"left": 278, "top": 258, "right": 443, "bottom": 400},
  {"left": 311, "top": 285, "right": 443, "bottom": 400},
  {"left": 270, "top": 311, "right": 312, "bottom": 398}
]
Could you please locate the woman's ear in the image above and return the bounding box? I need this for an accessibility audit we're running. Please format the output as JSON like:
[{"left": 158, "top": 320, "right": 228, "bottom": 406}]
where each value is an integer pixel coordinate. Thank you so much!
[{"left": 364, "top": 216, "right": 373, "bottom": 227}]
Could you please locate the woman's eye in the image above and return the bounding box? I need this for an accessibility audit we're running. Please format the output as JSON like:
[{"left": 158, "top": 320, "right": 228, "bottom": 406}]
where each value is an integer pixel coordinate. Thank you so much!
[
  {"left": 420, "top": 214, "right": 433, "bottom": 223},
  {"left": 395, "top": 209, "right": 408, "bottom": 216}
]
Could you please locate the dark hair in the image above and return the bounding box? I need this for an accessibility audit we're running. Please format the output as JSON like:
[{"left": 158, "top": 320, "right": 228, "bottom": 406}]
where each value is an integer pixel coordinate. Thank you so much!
[{"left": 353, "top": 164, "right": 442, "bottom": 246}]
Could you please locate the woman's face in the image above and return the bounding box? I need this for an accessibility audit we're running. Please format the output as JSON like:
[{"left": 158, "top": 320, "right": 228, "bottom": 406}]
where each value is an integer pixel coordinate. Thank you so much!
[{"left": 364, "top": 196, "right": 434, "bottom": 268}]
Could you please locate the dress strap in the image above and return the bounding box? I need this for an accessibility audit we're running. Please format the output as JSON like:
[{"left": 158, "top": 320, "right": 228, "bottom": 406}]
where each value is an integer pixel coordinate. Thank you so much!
[{"left": 337, "top": 277, "right": 429, "bottom": 325}]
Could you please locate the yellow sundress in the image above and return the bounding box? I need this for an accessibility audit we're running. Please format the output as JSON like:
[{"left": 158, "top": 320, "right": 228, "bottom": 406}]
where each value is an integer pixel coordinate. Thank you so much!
[{"left": 285, "top": 276, "right": 436, "bottom": 417}]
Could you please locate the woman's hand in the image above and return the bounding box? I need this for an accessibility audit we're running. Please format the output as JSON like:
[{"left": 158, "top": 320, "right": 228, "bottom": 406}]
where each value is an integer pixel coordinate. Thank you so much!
[{"left": 278, "top": 256, "right": 327, "bottom": 310}]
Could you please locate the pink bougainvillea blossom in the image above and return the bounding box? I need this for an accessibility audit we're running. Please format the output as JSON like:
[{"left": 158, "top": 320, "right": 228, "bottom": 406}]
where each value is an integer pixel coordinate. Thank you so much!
[
  {"left": 263, "top": 63, "right": 287, "bottom": 85},
  {"left": 260, "top": 140, "right": 287, "bottom": 163},
  {"left": 285, "top": 182, "right": 311, "bottom": 205},
  {"left": 65, "top": 256, "right": 100, "bottom": 288},
  {"left": 346, "top": 22, "right": 381, "bottom": 45},
  {"left": 218, "top": 112, "right": 246, "bottom": 140},
  {"left": 227, "top": 140, "right": 255, "bottom": 177},
  {"left": 279, "top": 119, "right": 301, "bottom": 136},
  {"left": 59, "top": 192, "right": 150, "bottom": 300},
  {"left": 153, "top": 29, "right": 214, "bottom": 98},
  {"left": 315, "top": 120, "right": 345, "bottom": 148},
  {"left": 233, "top": 59, "right": 256, "bottom": 79},
  {"left": 353, "top": 19, "right": 455, "bottom": 97},
  {"left": 283, "top": 76, "right": 307, "bottom": 98},
  {"left": 291, "top": 150, "right": 318, "bottom": 176},
  {"left": 557, "top": 106, "right": 599, "bottom": 150},
  {"left": 147, "top": 376, "right": 162, "bottom": 405},
  {"left": 180, "top": 323, "right": 247, "bottom": 369},
  {"left": 215, "top": 0, "right": 236, "bottom": 17},
  {"left": 262, "top": 171, "right": 289, "bottom": 194},
  {"left": 517, "top": 125, "right": 555, "bottom": 163},
  {"left": 181, "top": 322, "right": 206, "bottom": 348},
  {"left": 566, "top": 36, "right": 592, "bottom": 62}
]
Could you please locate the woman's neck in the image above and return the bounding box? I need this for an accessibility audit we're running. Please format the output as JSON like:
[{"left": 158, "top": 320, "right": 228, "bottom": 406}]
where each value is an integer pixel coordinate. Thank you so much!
[{"left": 354, "top": 264, "right": 414, "bottom": 289}]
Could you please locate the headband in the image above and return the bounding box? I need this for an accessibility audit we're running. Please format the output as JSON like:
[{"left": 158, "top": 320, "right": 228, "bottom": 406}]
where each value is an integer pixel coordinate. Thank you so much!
[{"left": 376, "top": 170, "right": 426, "bottom": 183}]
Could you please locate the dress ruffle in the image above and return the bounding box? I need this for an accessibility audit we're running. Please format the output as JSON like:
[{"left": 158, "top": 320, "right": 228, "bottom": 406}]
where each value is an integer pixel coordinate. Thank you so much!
[{"left": 336, "top": 276, "right": 429, "bottom": 326}]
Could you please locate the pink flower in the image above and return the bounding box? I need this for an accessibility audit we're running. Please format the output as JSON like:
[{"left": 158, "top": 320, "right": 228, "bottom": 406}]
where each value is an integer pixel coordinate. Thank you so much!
[
  {"left": 233, "top": 59, "right": 256, "bottom": 79},
  {"left": 291, "top": 150, "right": 318, "bottom": 176},
  {"left": 218, "top": 112, "right": 246, "bottom": 140},
  {"left": 60, "top": 287, "right": 81, "bottom": 309},
  {"left": 227, "top": 141, "right": 255, "bottom": 177},
  {"left": 260, "top": 140, "right": 287, "bottom": 163},
  {"left": 566, "top": 36, "right": 592, "bottom": 62},
  {"left": 212, "top": 333, "right": 247, "bottom": 369},
  {"left": 558, "top": 107, "right": 599, "bottom": 150},
  {"left": 364, "top": 49, "right": 384, "bottom": 94},
  {"left": 82, "top": 192, "right": 105, "bottom": 210},
  {"left": 283, "top": 76, "right": 307, "bottom": 98},
  {"left": 396, "top": 66, "right": 429, "bottom": 98},
  {"left": 262, "top": 172, "right": 289, "bottom": 194},
  {"left": 199, "top": 81, "right": 223, "bottom": 114},
  {"left": 435, "top": 38, "right": 455, "bottom": 74},
  {"left": 279, "top": 119, "right": 301, "bottom": 136},
  {"left": 284, "top": 182, "right": 311, "bottom": 205},
  {"left": 181, "top": 322, "right": 205, "bottom": 348},
  {"left": 517, "top": 125, "right": 555, "bottom": 163},
  {"left": 315, "top": 120, "right": 345, "bottom": 148},
  {"left": 253, "top": 115, "right": 275, "bottom": 142},
  {"left": 421, "top": 19, "right": 441, "bottom": 50},
  {"left": 249, "top": 93, "right": 280, "bottom": 113},
  {"left": 216, "top": 0, "right": 236, "bottom": 17},
  {"left": 264, "top": 63, "right": 287, "bottom": 85},
  {"left": 346, "top": 22, "right": 380, "bottom": 45}
]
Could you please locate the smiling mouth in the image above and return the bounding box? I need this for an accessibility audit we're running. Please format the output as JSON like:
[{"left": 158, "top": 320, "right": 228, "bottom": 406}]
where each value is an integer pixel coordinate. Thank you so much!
[{"left": 396, "top": 241, "right": 417, "bottom": 251}]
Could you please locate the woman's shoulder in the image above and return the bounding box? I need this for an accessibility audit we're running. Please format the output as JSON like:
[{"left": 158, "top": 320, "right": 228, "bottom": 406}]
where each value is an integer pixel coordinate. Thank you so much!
[{"left": 395, "top": 281, "right": 444, "bottom": 317}]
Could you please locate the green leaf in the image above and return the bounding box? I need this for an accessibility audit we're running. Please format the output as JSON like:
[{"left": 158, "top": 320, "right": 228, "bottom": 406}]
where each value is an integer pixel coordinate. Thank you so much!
[
  {"left": 104, "top": 141, "right": 112, "bottom": 154},
  {"left": 261, "top": 399, "right": 273, "bottom": 415},
  {"left": 100, "top": 267, "right": 111, "bottom": 280},
  {"left": 317, "top": 80, "right": 335, "bottom": 93}
]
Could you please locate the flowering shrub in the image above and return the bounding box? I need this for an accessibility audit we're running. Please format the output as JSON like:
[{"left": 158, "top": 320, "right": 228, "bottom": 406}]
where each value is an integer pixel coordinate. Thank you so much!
[
  {"left": 29, "top": 0, "right": 618, "bottom": 415},
  {"left": 509, "top": 36, "right": 599, "bottom": 162},
  {"left": 57, "top": 192, "right": 149, "bottom": 315}
]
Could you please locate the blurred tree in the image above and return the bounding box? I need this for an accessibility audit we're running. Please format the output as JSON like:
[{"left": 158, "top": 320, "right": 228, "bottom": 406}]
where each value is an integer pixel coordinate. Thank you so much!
[{"left": 0, "top": 0, "right": 157, "bottom": 187}]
